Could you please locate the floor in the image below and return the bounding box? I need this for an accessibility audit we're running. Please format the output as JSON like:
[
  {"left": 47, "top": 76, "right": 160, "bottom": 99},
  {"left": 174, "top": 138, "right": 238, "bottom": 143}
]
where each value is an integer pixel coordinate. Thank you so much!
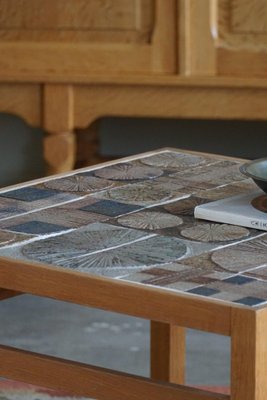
[{"left": 0, "top": 294, "right": 230, "bottom": 387}]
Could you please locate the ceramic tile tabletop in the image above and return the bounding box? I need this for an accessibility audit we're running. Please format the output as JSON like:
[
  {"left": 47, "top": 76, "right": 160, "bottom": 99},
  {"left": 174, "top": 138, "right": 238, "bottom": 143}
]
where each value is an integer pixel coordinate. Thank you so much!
[{"left": 0, "top": 148, "right": 266, "bottom": 308}]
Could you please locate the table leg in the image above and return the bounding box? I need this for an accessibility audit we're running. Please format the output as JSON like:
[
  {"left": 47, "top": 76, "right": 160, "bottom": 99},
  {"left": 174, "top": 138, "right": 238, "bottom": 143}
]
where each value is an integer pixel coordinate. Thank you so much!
[
  {"left": 150, "top": 321, "right": 185, "bottom": 384},
  {"left": 231, "top": 308, "right": 267, "bottom": 400}
]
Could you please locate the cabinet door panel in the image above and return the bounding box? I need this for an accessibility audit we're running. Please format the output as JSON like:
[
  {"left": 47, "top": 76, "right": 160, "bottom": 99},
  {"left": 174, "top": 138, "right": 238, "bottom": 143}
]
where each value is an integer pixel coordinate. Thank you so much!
[
  {"left": 0, "top": 0, "right": 176, "bottom": 77},
  {"left": 217, "top": 0, "right": 267, "bottom": 76},
  {"left": 0, "top": 0, "right": 153, "bottom": 43},
  {"left": 179, "top": 0, "right": 267, "bottom": 78},
  {"left": 231, "top": 0, "right": 267, "bottom": 35}
]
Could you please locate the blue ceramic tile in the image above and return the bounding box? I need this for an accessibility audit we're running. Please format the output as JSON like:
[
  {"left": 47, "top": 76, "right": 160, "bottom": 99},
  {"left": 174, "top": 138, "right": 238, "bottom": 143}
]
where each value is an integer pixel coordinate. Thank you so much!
[
  {"left": 0, "top": 188, "right": 59, "bottom": 202},
  {"left": 77, "top": 171, "right": 95, "bottom": 177},
  {"left": 0, "top": 207, "right": 21, "bottom": 216},
  {"left": 187, "top": 286, "right": 220, "bottom": 296},
  {"left": 223, "top": 275, "right": 255, "bottom": 285},
  {"left": 7, "top": 221, "right": 66, "bottom": 234},
  {"left": 80, "top": 199, "right": 142, "bottom": 217},
  {"left": 234, "top": 296, "right": 266, "bottom": 306}
]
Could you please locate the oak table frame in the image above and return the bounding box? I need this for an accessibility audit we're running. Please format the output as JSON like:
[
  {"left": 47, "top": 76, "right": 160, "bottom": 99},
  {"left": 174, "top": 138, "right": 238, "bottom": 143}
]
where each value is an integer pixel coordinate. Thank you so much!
[{"left": 0, "top": 148, "right": 266, "bottom": 400}]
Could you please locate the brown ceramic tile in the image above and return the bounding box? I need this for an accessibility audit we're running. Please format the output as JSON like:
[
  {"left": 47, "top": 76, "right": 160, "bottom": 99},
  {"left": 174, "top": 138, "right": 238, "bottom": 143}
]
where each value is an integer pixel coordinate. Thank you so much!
[
  {"left": 195, "top": 179, "right": 257, "bottom": 201},
  {"left": 42, "top": 175, "right": 115, "bottom": 194},
  {"left": 92, "top": 180, "right": 189, "bottom": 206},
  {"left": 170, "top": 160, "right": 245, "bottom": 189},
  {"left": 0, "top": 206, "right": 108, "bottom": 233}
]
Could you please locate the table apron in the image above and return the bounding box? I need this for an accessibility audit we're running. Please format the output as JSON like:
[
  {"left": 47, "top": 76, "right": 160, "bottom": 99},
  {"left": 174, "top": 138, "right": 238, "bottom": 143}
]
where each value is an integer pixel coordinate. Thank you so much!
[{"left": 0, "top": 257, "right": 231, "bottom": 335}]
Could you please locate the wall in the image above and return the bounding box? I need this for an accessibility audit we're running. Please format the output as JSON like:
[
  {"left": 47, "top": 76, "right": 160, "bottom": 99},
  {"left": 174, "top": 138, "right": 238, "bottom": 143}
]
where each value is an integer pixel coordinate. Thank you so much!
[
  {"left": 0, "top": 114, "right": 44, "bottom": 187},
  {"left": 100, "top": 117, "right": 267, "bottom": 160}
]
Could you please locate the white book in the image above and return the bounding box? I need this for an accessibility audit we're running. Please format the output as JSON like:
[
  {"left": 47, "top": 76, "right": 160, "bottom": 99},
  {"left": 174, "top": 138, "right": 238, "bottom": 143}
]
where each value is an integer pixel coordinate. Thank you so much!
[{"left": 194, "top": 190, "right": 267, "bottom": 231}]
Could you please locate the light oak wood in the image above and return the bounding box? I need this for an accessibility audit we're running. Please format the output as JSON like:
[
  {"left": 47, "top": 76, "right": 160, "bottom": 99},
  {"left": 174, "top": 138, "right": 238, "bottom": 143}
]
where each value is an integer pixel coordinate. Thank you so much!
[
  {"left": 0, "top": 84, "right": 41, "bottom": 126},
  {"left": 2, "top": 75, "right": 267, "bottom": 176},
  {"left": 43, "top": 84, "right": 76, "bottom": 173},
  {"left": 152, "top": 0, "right": 177, "bottom": 73},
  {"left": 0, "top": 1, "right": 175, "bottom": 76},
  {"left": 0, "top": 0, "right": 154, "bottom": 44},
  {"left": 44, "top": 132, "right": 76, "bottom": 175},
  {"left": 74, "top": 83, "right": 267, "bottom": 130},
  {"left": 4, "top": 71, "right": 267, "bottom": 89},
  {"left": 217, "top": 48, "right": 267, "bottom": 78},
  {"left": 231, "top": 0, "right": 267, "bottom": 34},
  {"left": 151, "top": 321, "right": 185, "bottom": 384},
  {"left": 178, "top": 0, "right": 215, "bottom": 75},
  {"left": 0, "top": 42, "right": 154, "bottom": 75},
  {"left": 217, "top": 0, "right": 267, "bottom": 47},
  {"left": 0, "top": 344, "right": 228, "bottom": 400},
  {"left": 43, "top": 84, "right": 74, "bottom": 133},
  {"left": 231, "top": 308, "right": 267, "bottom": 400},
  {"left": 216, "top": 0, "right": 267, "bottom": 77},
  {"left": 0, "top": 256, "right": 231, "bottom": 335},
  {"left": 177, "top": 0, "right": 267, "bottom": 78},
  {"left": 0, "top": 0, "right": 153, "bottom": 35}
]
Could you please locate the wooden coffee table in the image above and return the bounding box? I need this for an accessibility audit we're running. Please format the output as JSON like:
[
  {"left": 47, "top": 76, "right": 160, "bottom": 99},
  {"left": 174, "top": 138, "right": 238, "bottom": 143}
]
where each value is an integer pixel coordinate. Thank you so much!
[{"left": 0, "top": 148, "right": 266, "bottom": 400}]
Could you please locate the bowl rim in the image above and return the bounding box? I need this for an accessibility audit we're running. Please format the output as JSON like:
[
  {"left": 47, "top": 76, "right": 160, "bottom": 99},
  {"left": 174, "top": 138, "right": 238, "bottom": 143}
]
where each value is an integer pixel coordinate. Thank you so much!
[{"left": 240, "top": 158, "right": 267, "bottom": 183}]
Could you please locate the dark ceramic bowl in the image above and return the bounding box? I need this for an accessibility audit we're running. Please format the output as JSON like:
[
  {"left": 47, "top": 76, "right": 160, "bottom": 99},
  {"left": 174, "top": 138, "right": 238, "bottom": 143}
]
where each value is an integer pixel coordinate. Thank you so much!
[{"left": 240, "top": 158, "right": 267, "bottom": 194}]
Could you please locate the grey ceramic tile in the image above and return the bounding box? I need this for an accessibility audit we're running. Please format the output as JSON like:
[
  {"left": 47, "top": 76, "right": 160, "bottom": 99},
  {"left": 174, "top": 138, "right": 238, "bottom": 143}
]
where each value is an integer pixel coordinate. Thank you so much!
[
  {"left": 19, "top": 222, "right": 149, "bottom": 262},
  {"left": 210, "top": 235, "right": 267, "bottom": 272},
  {"left": 170, "top": 161, "right": 245, "bottom": 189},
  {"left": 94, "top": 162, "right": 164, "bottom": 181},
  {"left": 92, "top": 180, "right": 188, "bottom": 206},
  {"left": 117, "top": 211, "right": 183, "bottom": 230},
  {"left": 246, "top": 266, "right": 267, "bottom": 281},
  {"left": 42, "top": 175, "right": 115, "bottom": 194},
  {"left": 140, "top": 151, "right": 217, "bottom": 170},
  {"left": 0, "top": 229, "right": 189, "bottom": 278},
  {"left": 180, "top": 224, "right": 250, "bottom": 242}
]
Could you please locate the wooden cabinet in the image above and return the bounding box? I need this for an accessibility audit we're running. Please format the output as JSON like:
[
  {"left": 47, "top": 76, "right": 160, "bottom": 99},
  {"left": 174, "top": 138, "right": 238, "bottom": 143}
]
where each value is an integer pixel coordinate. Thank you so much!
[
  {"left": 217, "top": 0, "right": 267, "bottom": 77},
  {"left": 1, "top": 0, "right": 267, "bottom": 175},
  {"left": 181, "top": 0, "right": 267, "bottom": 77},
  {"left": 0, "top": 0, "right": 176, "bottom": 76}
]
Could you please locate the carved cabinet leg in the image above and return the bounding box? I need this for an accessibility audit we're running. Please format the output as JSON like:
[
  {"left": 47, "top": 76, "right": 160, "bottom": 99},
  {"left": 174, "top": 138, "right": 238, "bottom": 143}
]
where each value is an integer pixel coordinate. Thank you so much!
[
  {"left": 150, "top": 321, "right": 185, "bottom": 384},
  {"left": 44, "top": 132, "right": 76, "bottom": 175},
  {"left": 43, "top": 84, "right": 75, "bottom": 175}
]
